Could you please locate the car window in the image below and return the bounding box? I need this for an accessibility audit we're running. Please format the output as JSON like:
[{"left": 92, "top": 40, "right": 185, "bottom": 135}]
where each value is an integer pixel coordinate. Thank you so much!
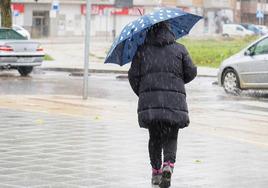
[
  {"left": 251, "top": 26, "right": 259, "bottom": 33},
  {"left": 241, "top": 25, "right": 248, "bottom": 29},
  {"left": 236, "top": 26, "right": 243, "bottom": 31},
  {"left": 249, "top": 38, "right": 268, "bottom": 55},
  {"left": 254, "top": 38, "right": 268, "bottom": 55},
  {"left": 13, "top": 26, "right": 21, "bottom": 31},
  {"left": 0, "top": 29, "right": 26, "bottom": 40}
]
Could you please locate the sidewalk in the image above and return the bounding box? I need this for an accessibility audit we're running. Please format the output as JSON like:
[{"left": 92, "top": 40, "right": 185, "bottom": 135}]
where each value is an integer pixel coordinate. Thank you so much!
[
  {"left": 0, "top": 94, "right": 267, "bottom": 188},
  {"left": 0, "top": 72, "right": 267, "bottom": 187},
  {"left": 42, "top": 61, "right": 218, "bottom": 77},
  {"left": 40, "top": 37, "right": 218, "bottom": 77}
]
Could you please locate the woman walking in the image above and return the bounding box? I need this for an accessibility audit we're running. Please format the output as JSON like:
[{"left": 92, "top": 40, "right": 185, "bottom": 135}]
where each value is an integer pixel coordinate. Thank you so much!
[{"left": 128, "top": 22, "right": 197, "bottom": 187}]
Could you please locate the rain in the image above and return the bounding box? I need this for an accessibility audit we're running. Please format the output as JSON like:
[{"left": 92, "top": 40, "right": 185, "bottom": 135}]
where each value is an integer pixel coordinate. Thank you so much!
[{"left": 0, "top": 1, "right": 268, "bottom": 188}]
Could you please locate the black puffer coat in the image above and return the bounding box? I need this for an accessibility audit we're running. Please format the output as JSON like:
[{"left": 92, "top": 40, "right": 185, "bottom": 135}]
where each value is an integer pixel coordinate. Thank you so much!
[{"left": 128, "top": 25, "right": 197, "bottom": 129}]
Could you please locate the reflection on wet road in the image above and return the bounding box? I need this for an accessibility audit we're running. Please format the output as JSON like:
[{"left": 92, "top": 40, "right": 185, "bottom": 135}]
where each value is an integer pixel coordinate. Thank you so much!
[
  {"left": 1, "top": 70, "right": 268, "bottom": 100},
  {"left": 0, "top": 70, "right": 268, "bottom": 146},
  {"left": 0, "top": 70, "right": 267, "bottom": 188}
]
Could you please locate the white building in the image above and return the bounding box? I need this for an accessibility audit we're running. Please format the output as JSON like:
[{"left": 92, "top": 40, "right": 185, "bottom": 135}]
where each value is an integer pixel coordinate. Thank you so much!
[
  {"left": 9, "top": 0, "right": 164, "bottom": 38},
  {"left": 8, "top": 0, "right": 232, "bottom": 38}
]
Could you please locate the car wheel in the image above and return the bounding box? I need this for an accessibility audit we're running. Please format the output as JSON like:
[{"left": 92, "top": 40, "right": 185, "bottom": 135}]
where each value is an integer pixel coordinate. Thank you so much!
[
  {"left": 18, "top": 66, "right": 33, "bottom": 77},
  {"left": 222, "top": 69, "right": 241, "bottom": 95}
]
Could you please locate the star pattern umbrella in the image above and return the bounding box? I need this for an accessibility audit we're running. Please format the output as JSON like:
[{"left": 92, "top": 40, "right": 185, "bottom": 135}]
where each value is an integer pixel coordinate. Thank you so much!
[{"left": 104, "top": 8, "right": 202, "bottom": 66}]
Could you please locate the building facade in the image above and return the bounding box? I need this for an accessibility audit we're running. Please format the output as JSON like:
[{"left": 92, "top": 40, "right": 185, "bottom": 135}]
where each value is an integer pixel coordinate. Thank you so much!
[
  {"left": 236, "top": 0, "right": 268, "bottom": 25},
  {"left": 203, "top": 0, "right": 236, "bottom": 34},
  {"left": 7, "top": 0, "right": 164, "bottom": 38},
  {"left": 176, "top": 0, "right": 236, "bottom": 34},
  {"left": 1, "top": 0, "right": 243, "bottom": 38}
]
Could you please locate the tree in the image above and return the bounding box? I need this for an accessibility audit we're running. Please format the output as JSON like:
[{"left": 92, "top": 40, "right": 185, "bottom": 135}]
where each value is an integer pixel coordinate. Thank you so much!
[{"left": 0, "top": 0, "right": 12, "bottom": 28}]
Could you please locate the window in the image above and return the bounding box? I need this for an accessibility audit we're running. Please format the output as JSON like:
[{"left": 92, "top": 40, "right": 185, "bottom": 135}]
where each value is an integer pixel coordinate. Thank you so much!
[
  {"left": 0, "top": 29, "right": 26, "bottom": 40},
  {"left": 253, "top": 38, "right": 268, "bottom": 55},
  {"left": 13, "top": 26, "right": 22, "bottom": 31},
  {"left": 236, "top": 26, "right": 243, "bottom": 31}
]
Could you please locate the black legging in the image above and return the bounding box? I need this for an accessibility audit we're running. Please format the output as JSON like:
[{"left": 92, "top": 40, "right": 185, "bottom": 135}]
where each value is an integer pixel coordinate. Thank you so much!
[{"left": 148, "top": 123, "right": 179, "bottom": 170}]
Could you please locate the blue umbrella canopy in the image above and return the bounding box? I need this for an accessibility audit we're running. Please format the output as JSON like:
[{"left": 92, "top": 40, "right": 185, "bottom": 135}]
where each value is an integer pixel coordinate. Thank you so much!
[{"left": 105, "top": 8, "right": 202, "bottom": 66}]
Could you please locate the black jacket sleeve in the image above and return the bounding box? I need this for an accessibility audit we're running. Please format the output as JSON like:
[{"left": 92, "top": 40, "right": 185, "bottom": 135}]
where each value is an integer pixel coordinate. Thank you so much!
[
  {"left": 128, "top": 52, "right": 141, "bottom": 96},
  {"left": 181, "top": 46, "right": 197, "bottom": 84}
]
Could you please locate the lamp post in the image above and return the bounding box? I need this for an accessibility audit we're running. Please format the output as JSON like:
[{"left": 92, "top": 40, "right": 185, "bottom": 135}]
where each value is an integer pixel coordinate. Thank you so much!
[
  {"left": 261, "top": 0, "right": 265, "bottom": 25},
  {"left": 83, "top": 0, "right": 91, "bottom": 100}
]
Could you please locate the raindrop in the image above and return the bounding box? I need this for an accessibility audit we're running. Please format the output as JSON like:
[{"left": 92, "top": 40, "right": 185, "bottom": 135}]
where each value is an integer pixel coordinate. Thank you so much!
[
  {"left": 166, "top": 10, "right": 171, "bottom": 13},
  {"left": 142, "top": 24, "right": 145, "bottom": 28},
  {"left": 159, "top": 17, "right": 164, "bottom": 20},
  {"left": 127, "top": 31, "right": 131, "bottom": 35},
  {"left": 167, "top": 15, "right": 172, "bottom": 18},
  {"left": 120, "top": 36, "right": 123, "bottom": 40},
  {"left": 175, "top": 13, "right": 179, "bottom": 15},
  {"left": 134, "top": 28, "right": 138, "bottom": 32}
]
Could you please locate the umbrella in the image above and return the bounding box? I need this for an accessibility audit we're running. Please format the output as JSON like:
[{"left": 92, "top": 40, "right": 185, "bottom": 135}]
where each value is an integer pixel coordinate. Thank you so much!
[{"left": 104, "top": 8, "right": 202, "bottom": 66}]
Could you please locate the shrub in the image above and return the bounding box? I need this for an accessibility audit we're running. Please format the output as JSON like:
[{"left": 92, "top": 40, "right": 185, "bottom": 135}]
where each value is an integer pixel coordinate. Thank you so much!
[{"left": 178, "top": 36, "right": 259, "bottom": 68}]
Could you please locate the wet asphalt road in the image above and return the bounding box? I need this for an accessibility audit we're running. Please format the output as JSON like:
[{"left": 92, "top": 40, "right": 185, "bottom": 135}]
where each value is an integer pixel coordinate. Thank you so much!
[
  {"left": 0, "top": 70, "right": 268, "bottom": 146},
  {"left": 0, "top": 70, "right": 268, "bottom": 188},
  {"left": 1, "top": 70, "right": 268, "bottom": 100}
]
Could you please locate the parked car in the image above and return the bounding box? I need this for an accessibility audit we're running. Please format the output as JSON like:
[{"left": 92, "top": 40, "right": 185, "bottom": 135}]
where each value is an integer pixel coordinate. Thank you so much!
[
  {"left": 241, "top": 24, "right": 263, "bottom": 35},
  {"left": 12, "top": 25, "right": 31, "bottom": 39},
  {"left": 256, "top": 25, "right": 268, "bottom": 35},
  {"left": 222, "top": 24, "right": 254, "bottom": 37},
  {"left": 218, "top": 35, "right": 268, "bottom": 94},
  {"left": 0, "top": 27, "right": 44, "bottom": 76}
]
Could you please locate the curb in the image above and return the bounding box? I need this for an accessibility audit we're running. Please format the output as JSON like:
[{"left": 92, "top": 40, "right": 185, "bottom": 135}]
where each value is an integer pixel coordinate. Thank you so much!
[
  {"left": 40, "top": 67, "right": 217, "bottom": 78},
  {"left": 41, "top": 68, "right": 128, "bottom": 75}
]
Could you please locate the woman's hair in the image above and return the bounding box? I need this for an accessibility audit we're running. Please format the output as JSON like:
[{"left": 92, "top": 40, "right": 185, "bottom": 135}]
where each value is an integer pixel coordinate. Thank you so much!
[{"left": 147, "top": 22, "right": 171, "bottom": 37}]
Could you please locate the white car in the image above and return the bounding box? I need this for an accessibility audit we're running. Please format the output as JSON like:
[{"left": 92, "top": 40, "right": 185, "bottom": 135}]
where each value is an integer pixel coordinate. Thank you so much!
[
  {"left": 218, "top": 35, "right": 268, "bottom": 94},
  {"left": 0, "top": 27, "right": 44, "bottom": 76},
  {"left": 222, "top": 24, "right": 254, "bottom": 37},
  {"left": 12, "top": 25, "right": 31, "bottom": 39},
  {"left": 256, "top": 25, "right": 268, "bottom": 35}
]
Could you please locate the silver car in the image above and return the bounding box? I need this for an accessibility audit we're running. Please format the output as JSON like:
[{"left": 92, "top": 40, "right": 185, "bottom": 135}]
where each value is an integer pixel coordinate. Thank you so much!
[
  {"left": 0, "top": 27, "right": 44, "bottom": 76},
  {"left": 218, "top": 35, "right": 268, "bottom": 94},
  {"left": 13, "top": 25, "right": 31, "bottom": 39}
]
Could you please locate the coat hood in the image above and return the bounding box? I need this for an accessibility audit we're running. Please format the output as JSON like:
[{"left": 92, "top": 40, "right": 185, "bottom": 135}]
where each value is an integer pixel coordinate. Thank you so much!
[{"left": 145, "top": 24, "right": 176, "bottom": 46}]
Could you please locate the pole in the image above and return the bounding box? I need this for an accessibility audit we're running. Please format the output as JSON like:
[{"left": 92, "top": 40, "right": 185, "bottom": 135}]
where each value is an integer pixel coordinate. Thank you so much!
[
  {"left": 83, "top": 0, "right": 91, "bottom": 100},
  {"left": 262, "top": 0, "right": 265, "bottom": 25},
  {"left": 240, "top": 0, "right": 242, "bottom": 23},
  {"left": 113, "top": 7, "right": 116, "bottom": 40}
]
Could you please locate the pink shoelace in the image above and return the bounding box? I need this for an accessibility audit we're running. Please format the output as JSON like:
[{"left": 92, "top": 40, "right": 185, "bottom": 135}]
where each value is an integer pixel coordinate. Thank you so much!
[
  {"left": 163, "top": 161, "right": 175, "bottom": 168},
  {"left": 152, "top": 168, "right": 162, "bottom": 175}
]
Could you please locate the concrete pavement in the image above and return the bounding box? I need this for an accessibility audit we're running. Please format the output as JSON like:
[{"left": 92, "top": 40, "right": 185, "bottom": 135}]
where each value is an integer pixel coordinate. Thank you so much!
[
  {"left": 0, "top": 72, "right": 267, "bottom": 188},
  {"left": 42, "top": 60, "right": 218, "bottom": 77},
  {"left": 0, "top": 94, "right": 267, "bottom": 188},
  {"left": 39, "top": 37, "right": 218, "bottom": 77}
]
